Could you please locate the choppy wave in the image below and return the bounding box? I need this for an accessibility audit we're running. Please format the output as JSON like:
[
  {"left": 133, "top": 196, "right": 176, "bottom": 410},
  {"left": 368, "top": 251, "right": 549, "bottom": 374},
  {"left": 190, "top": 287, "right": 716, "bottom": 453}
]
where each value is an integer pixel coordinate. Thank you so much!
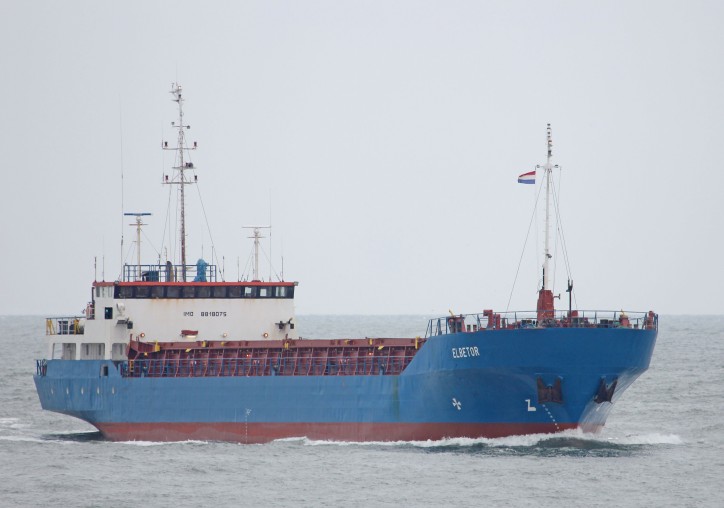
[
  {"left": 0, "top": 432, "right": 94, "bottom": 445},
  {"left": 41, "top": 430, "right": 105, "bottom": 442},
  {"left": 0, "top": 417, "right": 28, "bottom": 430},
  {"left": 284, "top": 429, "right": 683, "bottom": 453},
  {"left": 0, "top": 435, "right": 48, "bottom": 443},
  {"left": 2, "top": 315, "right": 721, "bottom": 505},
  {"left": 0, "top": 430, "right": 683, "bottom": 451}
]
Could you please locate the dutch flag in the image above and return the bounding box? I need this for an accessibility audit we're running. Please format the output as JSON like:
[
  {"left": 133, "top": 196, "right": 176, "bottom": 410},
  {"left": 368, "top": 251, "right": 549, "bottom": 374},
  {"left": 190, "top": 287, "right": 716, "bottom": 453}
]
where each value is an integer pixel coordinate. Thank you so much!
[{"left": 517, "top": 170, "right": 535, "bottom": 184}]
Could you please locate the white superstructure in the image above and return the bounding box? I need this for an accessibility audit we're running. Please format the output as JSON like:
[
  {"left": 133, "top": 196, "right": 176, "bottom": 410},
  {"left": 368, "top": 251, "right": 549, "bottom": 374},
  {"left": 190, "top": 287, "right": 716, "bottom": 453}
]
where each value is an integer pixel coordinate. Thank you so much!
[{"left": 44, "top": 84, "right": 297, "bottom": 360}]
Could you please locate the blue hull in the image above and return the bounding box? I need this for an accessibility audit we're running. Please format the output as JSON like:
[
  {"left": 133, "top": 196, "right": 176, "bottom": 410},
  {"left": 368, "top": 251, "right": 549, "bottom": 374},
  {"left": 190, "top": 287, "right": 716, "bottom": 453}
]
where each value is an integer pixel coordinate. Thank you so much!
[{"left": 34, "top": 327, "right": 657, "bottom": 442}]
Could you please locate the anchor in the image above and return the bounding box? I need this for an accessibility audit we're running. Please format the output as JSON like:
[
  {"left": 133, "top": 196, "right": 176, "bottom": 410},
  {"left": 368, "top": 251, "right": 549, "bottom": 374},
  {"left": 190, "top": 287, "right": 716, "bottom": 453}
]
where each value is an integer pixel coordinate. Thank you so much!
[
  {"left": 537, "top": 377, "right": 563, "bottom": 404},
  {"left": 594, "top": 378, "right": 618, "bottom": 403}
]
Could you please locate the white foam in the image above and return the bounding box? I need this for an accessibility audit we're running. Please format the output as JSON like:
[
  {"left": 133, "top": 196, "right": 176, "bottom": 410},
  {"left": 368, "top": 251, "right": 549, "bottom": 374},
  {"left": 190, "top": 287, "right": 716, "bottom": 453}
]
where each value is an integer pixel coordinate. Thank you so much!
[
  {"left": 289, "top": 429, "right": 683, "bottom": 448},
  {"left": 287, "top": 430, "right": 572, "bottom": 448},
  {"left": 292, "top": 435, "right": 536, "bottom": 448},
  {"left": 0, "top": 417, "right": 28, "bottom": 430},
  {"left": 272, "top": 437, "right": 308, "bottom": 443},
  {"left": 115, "top": 439, "right": 210, "bottom": 447}
]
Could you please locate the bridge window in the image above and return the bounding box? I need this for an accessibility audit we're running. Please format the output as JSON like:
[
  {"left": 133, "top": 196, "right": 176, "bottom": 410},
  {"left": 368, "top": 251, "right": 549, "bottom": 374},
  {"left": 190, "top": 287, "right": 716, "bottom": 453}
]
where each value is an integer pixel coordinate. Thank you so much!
[
  {"left": 212, "top": 286, "right": 228, "bottom": 298},
  {"left": 98, "top": 286, "right": 114, "bottom": 298},
  {"left": 116, "top": 286, "right": 133, "bottom": 298},
  {"left": 109, "top": 284, "right": 294, "bottom": 299}
]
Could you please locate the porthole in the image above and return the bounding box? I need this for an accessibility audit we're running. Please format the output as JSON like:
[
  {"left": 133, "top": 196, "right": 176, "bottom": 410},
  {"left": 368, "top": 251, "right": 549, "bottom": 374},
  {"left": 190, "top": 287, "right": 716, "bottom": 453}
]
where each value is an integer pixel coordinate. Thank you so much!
[
  {"left": 50, "top": 388, "right": 54, "bottom": 395},
  {"left": 96, "top": 387, "right": 100, "bottom": 395},
  {"left": 81, "top": 387, "right": 84, "bottom": 395},
  {"left": 66, "top": 387, "right": 69, "bottom": 395},
  {"left": 111, "top": 387, "right": 116, "bottom": 395}
]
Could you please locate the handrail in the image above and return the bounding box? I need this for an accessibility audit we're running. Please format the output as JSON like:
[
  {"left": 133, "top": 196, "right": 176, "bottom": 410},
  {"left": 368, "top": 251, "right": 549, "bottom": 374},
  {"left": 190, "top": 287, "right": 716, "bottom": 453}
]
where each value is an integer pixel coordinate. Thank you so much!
[
  {"left": 426, "top": 310, "right": 658, "bottom": 337},
  {"left": 36, "top": 359, "right": 48, "bottom": 376},
  {"left": 122, "top": 263, "right": 217, "bottom": 282},
  {"left": 121, "top": 354, "right": 417, "bottom": 378},
  {"left": 45, "top": 316, "right": 85, "bottom": 336}
]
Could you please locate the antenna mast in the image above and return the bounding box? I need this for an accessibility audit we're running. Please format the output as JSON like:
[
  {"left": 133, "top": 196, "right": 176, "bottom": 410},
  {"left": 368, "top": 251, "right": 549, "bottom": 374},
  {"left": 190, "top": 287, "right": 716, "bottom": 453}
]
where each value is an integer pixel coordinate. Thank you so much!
[
  {"left": 162, "top": 83, "right": 198, "bottom": 282},
  {"left": 124, "top": 213, "right": 151, "bottom": 281},
  {"left": 543, "top": 123, "right": 553, "bottom": 291},
  {"left": 243, "top": 226, "right": 270, "bottom": 281},
  {"left": 536, "top": 124, "right": 559, "bottom": 322}
]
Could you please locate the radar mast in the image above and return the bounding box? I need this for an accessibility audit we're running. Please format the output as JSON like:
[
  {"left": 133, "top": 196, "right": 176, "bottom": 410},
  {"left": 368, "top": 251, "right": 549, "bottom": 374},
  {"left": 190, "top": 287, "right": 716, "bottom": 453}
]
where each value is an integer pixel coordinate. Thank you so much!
[
  {"left": 243, "top": 226, "right": 271, "bottom": 281},
  {"left": 124, "top": 212, "right": 151, "bottom": 281},
  {"left": 162, "top": 83, "right": 198, "bottom": 282}
]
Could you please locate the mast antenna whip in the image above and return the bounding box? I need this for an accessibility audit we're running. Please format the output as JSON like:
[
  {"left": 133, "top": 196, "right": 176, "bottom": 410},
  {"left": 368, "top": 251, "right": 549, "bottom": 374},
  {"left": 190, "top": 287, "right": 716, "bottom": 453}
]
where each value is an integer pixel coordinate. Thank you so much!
[
  {"left": 162, "top": 83, "right": 198, "bottom": 281},
  {"left": 119, "top": 96, "right": 125, "bottom": 277},
  {"left": 243, "top": 226, "right": 271, "bottom": 281},
  {"left": 124, "top": 213, "right": 152, "bottom": 281},
  {"left": 539, "top": 123, "right": 560, "bottom": 292}
]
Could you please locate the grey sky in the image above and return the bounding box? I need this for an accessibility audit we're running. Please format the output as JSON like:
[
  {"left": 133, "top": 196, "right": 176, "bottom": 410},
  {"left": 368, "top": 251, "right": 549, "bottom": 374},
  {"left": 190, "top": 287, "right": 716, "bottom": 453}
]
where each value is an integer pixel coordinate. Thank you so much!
[{"left": 1, "top": 1, "right": 722, "bottom": 316}]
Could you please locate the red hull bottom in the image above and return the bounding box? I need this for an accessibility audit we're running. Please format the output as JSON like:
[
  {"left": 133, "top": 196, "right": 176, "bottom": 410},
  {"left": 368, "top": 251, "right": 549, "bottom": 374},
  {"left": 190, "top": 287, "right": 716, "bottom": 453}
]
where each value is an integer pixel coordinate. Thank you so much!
[{"left": 95, "top": 422, "right": 597, "bottom": 443}]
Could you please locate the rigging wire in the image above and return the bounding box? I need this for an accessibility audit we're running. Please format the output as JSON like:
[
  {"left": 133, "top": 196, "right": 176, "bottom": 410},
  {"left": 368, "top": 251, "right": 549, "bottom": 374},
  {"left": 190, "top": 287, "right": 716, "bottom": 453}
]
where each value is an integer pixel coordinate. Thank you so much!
[
  {"left": 238, "top": 240, "right": 281, "bottom": 282},
  {"left": 141, "top": 229, "right": 161, "bottom": 258},
  {"left": 551, "top": 167, "right": 563, "bottom": 293},
  {"left": 194, "top": 176, "right": 224, "bottom": 281},
  {"left": 506, "top": 179, "right": 546, "bottom": 312},
  {"left": 121, "top": 230, "right": 162, "bottom": 279},
  {"left": 258, "top": 242, "right": 282, "bottom": 282},
  {"left": 121, "top": 240, "right": 136, "bottom": 266},
  {"left": 551, "top": 179, "right": 577, "bottom": 309},
  {"left": 240, "top": 243, "right": 255, "bottom": 281},
  {"left": 534, "top": 187, "right": 540, "bottom": 290},
  {"left": 118, "top": 96, "right": 125, "bottom": 281},
  {"left": 159, "top": 129, "right": 172, "bottom": 263},
  {"left": 160, "top": 181, "right": 173, "bottom": 262}
]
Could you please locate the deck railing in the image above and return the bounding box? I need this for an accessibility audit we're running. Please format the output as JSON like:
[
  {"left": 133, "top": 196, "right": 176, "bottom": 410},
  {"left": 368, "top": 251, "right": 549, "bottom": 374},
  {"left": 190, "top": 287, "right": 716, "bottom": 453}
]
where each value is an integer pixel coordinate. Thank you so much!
[
  {"left": 45, "top": 316, "right": 85, "bottom": 336},
  {"left": 36, "top": 359, "right": 47, "bottom": 376},
  {"left": 122, "top": 263, "right": 218, "bottom": 283},
  {"left": 426, "top": 310, "right": 658, "bottom": 337},
  {"left": 121, "top": 354, "right": 416, "bottom": 378}
]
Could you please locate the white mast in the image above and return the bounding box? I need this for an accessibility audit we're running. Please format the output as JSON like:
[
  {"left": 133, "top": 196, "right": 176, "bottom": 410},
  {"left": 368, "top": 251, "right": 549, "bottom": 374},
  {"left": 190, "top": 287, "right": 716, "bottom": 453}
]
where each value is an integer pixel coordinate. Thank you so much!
[
  {"left": 536, "top": 123, "right": 561, "bottom": 292},
  {"left": 543, "top": 123, "right": 553, "bottom": 291},
  {"left": 163, "top": 83, "right": 198, "bottom": 281},
  {"left": 243, "top": 226, "right": 270, "bottom": 281},
  {"left": 535, "top": 124, "right": 561, "bottom": 321},
  {"left": 536, "top": 124, "right": 558, "bottom": 322},
  {"left": 124, "top": 212, "right": 151, "bottom": 281}
]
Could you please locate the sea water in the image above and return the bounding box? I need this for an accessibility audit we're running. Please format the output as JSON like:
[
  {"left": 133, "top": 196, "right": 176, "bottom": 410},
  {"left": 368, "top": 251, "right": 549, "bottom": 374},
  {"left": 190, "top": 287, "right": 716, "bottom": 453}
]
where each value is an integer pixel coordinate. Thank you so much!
[{"left": 0, "top": 315, "right": 721, "bottom": 507}]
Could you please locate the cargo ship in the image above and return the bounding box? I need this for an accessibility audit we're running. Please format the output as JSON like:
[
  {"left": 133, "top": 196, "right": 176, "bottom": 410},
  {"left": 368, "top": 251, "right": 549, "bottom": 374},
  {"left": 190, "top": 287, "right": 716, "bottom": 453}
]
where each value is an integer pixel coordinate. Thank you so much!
[{"left": 34, "top": 85, "right": 658, "bottom": 443}]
